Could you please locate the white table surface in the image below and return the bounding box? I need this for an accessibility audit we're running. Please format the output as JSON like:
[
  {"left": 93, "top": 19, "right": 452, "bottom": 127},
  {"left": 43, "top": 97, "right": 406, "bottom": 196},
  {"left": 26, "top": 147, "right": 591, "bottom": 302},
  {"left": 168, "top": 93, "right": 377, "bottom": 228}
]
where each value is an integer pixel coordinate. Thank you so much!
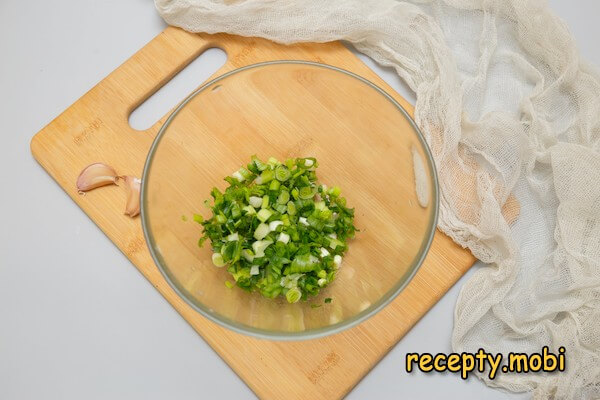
[{"left": 1, "top": 1, "right": 598, "bottom": 399}]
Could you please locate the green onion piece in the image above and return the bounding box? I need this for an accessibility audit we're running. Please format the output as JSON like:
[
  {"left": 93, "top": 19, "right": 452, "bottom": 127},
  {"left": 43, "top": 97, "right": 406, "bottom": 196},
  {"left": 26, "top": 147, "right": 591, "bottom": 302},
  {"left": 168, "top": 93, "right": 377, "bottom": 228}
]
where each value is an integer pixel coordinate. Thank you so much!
[
  {"left": 267, "top": 157, "right": 280, "bottom": 166},
  {"left": 329, "top": 186, "right": 341, "bottom": 197},
  {"left": 274, "top": 204, "right": 287, "bottom": 214},
  {"left": 242, "top": 205, "right": 256, "bottom": 215},
  {"left": 254, "top": 223, "right": 270, "bottom": 240},
  {"left": 277, "top": 232, "right": 290, "bottom": 244},
  {"left": 290, "top": 253, "right": 319, "bottom": 273},
  {"left": 249, "top": 196, "right": 262, "bottom": 208},
  {"left": 251, "top": 155, "right": 268, "bottom": 171},
  {"left": 252, "top": 240, "right": 273, "bottom": 257},
  {"left": 225, "top": 280, "right": 234, "bottom": 289},
  {"left": 275, "top": 165, "right": 291, "bottom": 182},
  {"left": 242, "top": 249, "right": 255, "bottom": 262},
  {"left": 259, "top": 169, "right": 274, "bottom": 184},
  {"left": 261, "top": 195, "right": 270, "bottom": 209},
  {"left": 314, "top": 201, "right": 326, "bottom": 211},
  {"left": 329, "top": 237, "right": 345, "bottom": 250},
  {"left": 319, "top": 209, "right": 332, "bottom": 220},
  {"left": 299, "top": 186, "right": 315, "bottom": 200},
  {"left": 227, "top": 232, "right": 239, "bottom": 241},
  {"left": 286, "top": 287, "right": 302, "bottom": 303},
  {"left": 269, "top": 179, "right": 281, "bottom": 191},
  {"left": 257, "top": 208, "right": 273, "bottom": 222},
  {"left": 269, "top": 220, "right": 283, "bottom": 231},
  {"left": 286, "top": 201, "right": 297, "bottom": 215},
  {"left": 230, "top": 203, "right": 241, "bottom": 219},
  {"left": 212, "top": 253, "right": 226, "bottom": 267},
  {"left": 238, "top": 167, "right": 253, "bottom": 180},
  {"left": 232, "top": 267, "right": 251, "bottom": 282},
  {"left": 193, "top": 214, "right": 203, "bottom": 224},
  {"left": 277, "top": 190, "right": 290, "bottom": 204},
  {"left": 324, "top": 297, "right": 332, "bottom": 304}
]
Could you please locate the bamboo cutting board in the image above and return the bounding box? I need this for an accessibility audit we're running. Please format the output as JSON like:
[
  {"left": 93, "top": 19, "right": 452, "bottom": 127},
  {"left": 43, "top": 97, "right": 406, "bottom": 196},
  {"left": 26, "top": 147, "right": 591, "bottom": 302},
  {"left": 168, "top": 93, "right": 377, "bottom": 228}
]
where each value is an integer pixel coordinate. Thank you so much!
[{"left": 31, "top": 27, "right": 476, "bottom": 399}]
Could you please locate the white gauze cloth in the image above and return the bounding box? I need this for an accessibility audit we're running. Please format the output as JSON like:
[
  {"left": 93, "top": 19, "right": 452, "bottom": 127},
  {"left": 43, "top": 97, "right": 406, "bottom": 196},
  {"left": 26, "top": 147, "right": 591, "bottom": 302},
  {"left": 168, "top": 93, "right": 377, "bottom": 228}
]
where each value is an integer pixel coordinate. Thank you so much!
[{"left": 154, "top": 1, "right": 600, "bottom": 398}]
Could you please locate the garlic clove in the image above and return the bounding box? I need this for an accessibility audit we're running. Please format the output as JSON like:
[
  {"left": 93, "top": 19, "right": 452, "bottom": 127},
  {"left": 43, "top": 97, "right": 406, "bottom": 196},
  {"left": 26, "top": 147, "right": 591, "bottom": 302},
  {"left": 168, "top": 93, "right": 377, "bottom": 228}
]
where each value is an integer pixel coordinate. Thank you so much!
[
  {"left": 76, "top": 162, "right": 119, "bottom": 192},
  {"left": 123, "top": 176, "right": 141, "bottom": 217}
]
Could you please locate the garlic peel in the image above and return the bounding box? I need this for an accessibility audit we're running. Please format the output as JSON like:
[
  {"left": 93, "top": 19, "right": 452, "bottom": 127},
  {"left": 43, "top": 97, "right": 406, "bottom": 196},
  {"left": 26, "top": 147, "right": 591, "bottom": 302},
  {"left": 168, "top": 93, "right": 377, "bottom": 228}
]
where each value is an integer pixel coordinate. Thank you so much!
[
  {"left": 123, "top": 176, "right": 141, "bottom": 217},
  {"left": 76, "top": 163, "right": 118, "bottom": 192}
]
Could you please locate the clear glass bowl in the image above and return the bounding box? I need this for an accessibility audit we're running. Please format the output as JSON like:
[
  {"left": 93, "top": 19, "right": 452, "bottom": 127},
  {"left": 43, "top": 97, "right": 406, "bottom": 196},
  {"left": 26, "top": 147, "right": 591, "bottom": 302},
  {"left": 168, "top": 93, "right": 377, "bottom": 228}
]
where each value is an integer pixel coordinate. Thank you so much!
[{"left": 141, "top": 61, "right": 438, "bottom": 340}]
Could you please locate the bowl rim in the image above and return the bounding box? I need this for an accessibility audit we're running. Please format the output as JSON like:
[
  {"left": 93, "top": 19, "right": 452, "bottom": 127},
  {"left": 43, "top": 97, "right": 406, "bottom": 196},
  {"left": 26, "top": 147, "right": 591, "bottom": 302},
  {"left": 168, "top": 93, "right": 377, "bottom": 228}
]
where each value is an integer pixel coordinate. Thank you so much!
[{"left": 140, "top": 60, "right": 439, "bottom": 341}]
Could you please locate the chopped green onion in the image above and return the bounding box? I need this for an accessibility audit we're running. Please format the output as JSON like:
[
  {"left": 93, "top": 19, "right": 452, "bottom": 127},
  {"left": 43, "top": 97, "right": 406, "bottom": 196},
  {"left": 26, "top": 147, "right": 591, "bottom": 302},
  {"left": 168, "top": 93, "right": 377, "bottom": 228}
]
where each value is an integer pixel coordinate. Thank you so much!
[
  {"left": 254, "top": 223, "right": 270, "bottom": 240},
  {"left": 212, "top": 253, "right": 226, "bottom": 267},
  {"left": 290, "top": 253, "right": 319, "bottom": 273},
  {"left": 299, "top": 186, "right": 315, "bottom": 200},
  {"left": 261, "top": 195, "right": 270, "bottom": 209},
  {"left": 249, "top": 196, "right": 262, "bottom": 208},
  {"left": 251, "top": 155, "right": 268, "bottom": 171},
  {"left": 277, "top": 190, "right": 290, "bottom": 204},
  {"left": 277, "top": 232, "right": 290, "bottom": 244},
  {"left": 275, "top": 165, "right": 291, "bottom": 182},
  {"left": 329, "top": 237, "right": 345, "bottom": 250},
  {"left": 269, "top": 220, "right": 283, "bottom": 231},
  {"left": 314, "top": 201, "right": 326, "bottom": 211},
  {"left": 333, "top": 255, "right": 343, "bottom": 267},
  {"left": 324, "top": 297, "right": 332, "bottom": 304},
  {"left": 269, "top": 179, "right": 280, "bottom": 191},
  {"left": 274, "top": 204, "right": 287, "bottom": 214},
  {"left": 232, "top": 170, "right": 244, "bottom": 182},
  {"left": 242, "top": 249, "right": 255, "bottom": 262},
  {"left": 227, "top": 232, "right": 239, "bottom": 241},
  {"left": 259, "top": 169, "right": 274, "bottom": 184},
  {"left": 197, "top": 156, "right": 357, "bottom": 304},
  {"left": 242, "top": 205, "right": 256, "bottom": 215},
  {"left": 287, "top": 201, "right": 297, "bottom": 215},
  {"left": 329, "top": 186, "right": 341, "bottom": 197},
  {"left": 238, "top": 167, "right": 253, "bottom": 180},
  {"left": 286, "top": 287, "right": 302, "bottom": 303},
  {"left": 257, "top": 208, "right": 273, "bottom": 222},
  {"left": 252, "top": 240, "right": 273, "bottom": 258}
]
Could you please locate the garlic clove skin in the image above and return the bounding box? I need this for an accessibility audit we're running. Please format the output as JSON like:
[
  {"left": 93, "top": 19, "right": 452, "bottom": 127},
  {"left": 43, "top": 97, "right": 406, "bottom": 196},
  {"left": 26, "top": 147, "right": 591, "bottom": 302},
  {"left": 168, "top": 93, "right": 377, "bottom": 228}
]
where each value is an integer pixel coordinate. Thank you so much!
[
  {"left": 76, "top": 163, "right": 119, "bottom": 192},
  {"left": 123, "top": 176, "right": 141, "bottom": 217}
]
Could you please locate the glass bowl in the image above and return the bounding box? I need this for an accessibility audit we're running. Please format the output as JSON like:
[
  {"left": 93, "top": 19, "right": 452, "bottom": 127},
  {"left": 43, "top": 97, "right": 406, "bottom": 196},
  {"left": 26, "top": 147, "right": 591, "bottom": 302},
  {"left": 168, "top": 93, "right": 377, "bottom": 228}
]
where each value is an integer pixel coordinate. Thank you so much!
[{"left": 141, "top": 61, "right": 438, "bottom": 340}]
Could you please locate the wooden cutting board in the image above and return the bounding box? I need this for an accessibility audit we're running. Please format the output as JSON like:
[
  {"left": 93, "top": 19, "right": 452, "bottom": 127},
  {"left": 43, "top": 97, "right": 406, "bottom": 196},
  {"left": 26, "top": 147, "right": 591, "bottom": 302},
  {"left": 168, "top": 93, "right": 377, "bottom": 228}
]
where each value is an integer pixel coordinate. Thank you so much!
[{"left": 31, "top": 27, "right": 476, "bottom": 399}]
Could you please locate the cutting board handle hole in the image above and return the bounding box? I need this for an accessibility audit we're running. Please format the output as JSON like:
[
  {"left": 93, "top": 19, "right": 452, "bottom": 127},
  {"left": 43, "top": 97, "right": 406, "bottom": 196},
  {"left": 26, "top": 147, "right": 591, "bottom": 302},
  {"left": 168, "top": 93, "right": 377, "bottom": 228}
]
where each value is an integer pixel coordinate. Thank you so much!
[{"left": 128, "top": 47, "right": 227, "bottom": 131}]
